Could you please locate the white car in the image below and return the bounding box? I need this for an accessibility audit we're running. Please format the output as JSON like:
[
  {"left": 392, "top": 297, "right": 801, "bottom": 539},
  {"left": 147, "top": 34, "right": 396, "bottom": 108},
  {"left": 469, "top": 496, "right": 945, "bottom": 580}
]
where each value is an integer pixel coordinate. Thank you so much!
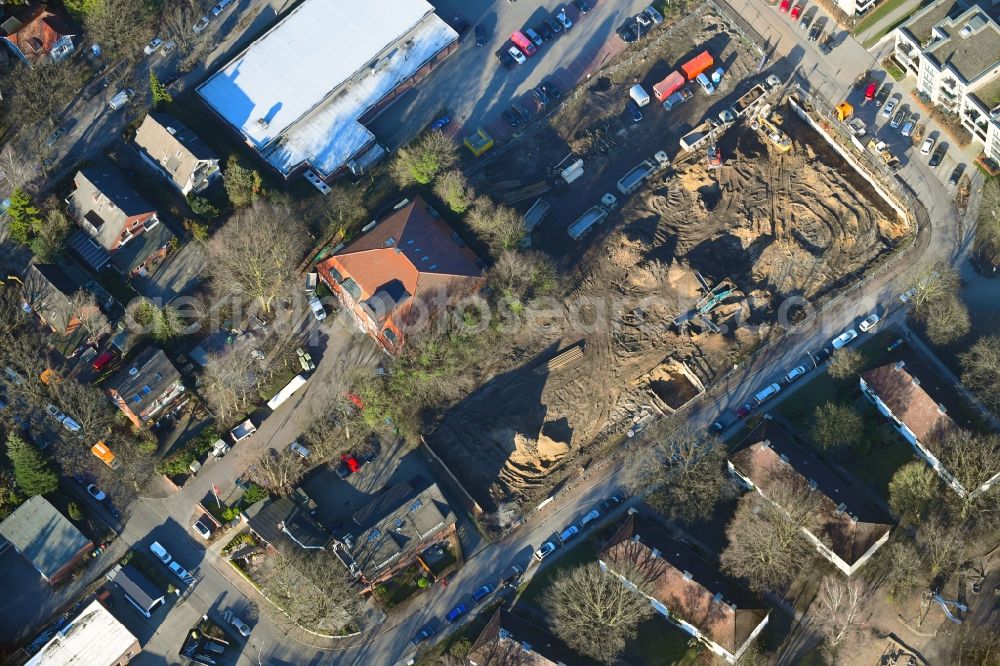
[
  {"left": 308, "top": 295, "right": 327, "bottom": 321},
  {"left": 766, "top": 73, "right": 781, "bottom": 89},
  {"left": 858, "top": 313, "right": 880, "bottom": 332},
  {"left": 831, "top": 329, "right": 858, "bottom": 349},
  {"left": 193, "top": 16, "right": 210, "bottom": 33},
  {"left": 784, "top": 365, "right": 807, "bottom": 383},
  {"left": 881, "top": 98, "right": 898, "bottom": 119},
  {"left": 150, "top": 541, "right": 172, "bottom": 564},
  {"left": 231, "top": 616, "right": 252, "bottom": 637},
  {"left": 143, "top": 38, "right": 163, "bottom": 55},
  {"left": 508, "top": 45, "right": 526, "bottom": 64},
  {"left": 168, "top": 560, "right": 190, "bottom": 580},
  {"left": 86, "top": 483, "right": 106, "bottom": 501},
  {"left": 555, "top": 7, "right": 573, "bottom": 30},
  {"left": 534, "top": 541, "right": 558, "bottom": 560},
  {"left": 46, "top": 404, "right": 81, "bottom": 432},
  {"left": 919, "top": 137, "right": 934, "bottom": 155},
  {"left": 212, "top": 0, "right": 234, "bottom": 16},
  {"left": 899, "top": 288, "right": 916, "bottom": 303},
  {"left": 193, "top": 519, "right": 213, "bottom": 539},
  {"left": 289, "top": 440, "right": 311, "bottom": 458}
]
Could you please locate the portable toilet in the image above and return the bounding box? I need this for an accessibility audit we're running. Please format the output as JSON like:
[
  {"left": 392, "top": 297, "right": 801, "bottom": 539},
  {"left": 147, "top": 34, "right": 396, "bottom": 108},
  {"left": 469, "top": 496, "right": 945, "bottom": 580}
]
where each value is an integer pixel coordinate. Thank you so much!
[{"left": 629, "top": 84, "right": 650, "bottom": 107}]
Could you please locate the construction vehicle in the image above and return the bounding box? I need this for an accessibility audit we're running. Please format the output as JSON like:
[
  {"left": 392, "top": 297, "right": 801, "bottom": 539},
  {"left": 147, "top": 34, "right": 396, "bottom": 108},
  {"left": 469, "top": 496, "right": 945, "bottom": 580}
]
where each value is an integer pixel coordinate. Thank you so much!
[
  {"left": 707, "top": 143, "right": 722, "bottom": 168},
  {"left": 834, "top": 102, "right": 853, "bottom": 122},
  {"left": 92, "top": 440, "right": 123, "bottom": 469},
  {"left": 672, "top": 273, "right": 735, "bottom": 332},
  {"left": 752, "top": 105, "right": 792, "bottom": 153},
  {"left": 865, "top": 138, "right": 901, "bottom": 172}
]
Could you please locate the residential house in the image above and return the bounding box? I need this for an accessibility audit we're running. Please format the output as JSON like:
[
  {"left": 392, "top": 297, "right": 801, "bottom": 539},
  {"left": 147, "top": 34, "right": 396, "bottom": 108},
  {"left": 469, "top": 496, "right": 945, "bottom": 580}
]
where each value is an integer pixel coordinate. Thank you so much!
[
  {"left": 316, "top": 196, "right": 485, "bottom": 354},
  {"left": 20, "top": 262, "right": 116, "bottom": 335},
  {"left": 1, "top": 5, "right": 75, "bottom": 64},
  {"left": 133, "top": 113, "right": 221, "bottom": 196},
  {"left": 861, "top": 351, "right": 998, "bottom": 498},
  {"left": 65, "top": 163, "right": 176, "bottom": 277},
  {"left": 23, "top": 599, "right": 140, "bottom": 666},
  {"left": 893, "top": 0, "right": 1000, "bottom": 162},
  {"left": 598, "top": 513, "right": 770, "bottom": 665},
  {"left": 108, "top": 565, "right": 165, "bottom": 618},
  {"left": 334, "top": 479, "right": 456, "bottom": 584},
  {"left": 244, "top": 495, "right": 329, "bottom": 553},
  {"left": 468, "top": 609, "right": 575, "bottom": 666},
  {"left": 105, "top": 347, "right": 185, "bottom": 428},
  {"left": 728, "top": 421, "right": 894, "bottom": 576},
  {"left": 0, "top": 496, "right": 92, "bottom": 583}
]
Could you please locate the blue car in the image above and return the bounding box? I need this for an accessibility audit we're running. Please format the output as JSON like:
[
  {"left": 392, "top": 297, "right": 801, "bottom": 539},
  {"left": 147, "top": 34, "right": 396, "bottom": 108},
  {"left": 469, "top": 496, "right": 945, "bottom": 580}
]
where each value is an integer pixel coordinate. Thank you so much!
[
  {"left": 472, "top": 584, "right": 495, "bottom": 602},
  {"left": 430, "top": 115, "right": 450, "bottom": 130},
  {"left": 411, "top": 624, "right": 435, "bottom": 646},
  {"left": 445, "top": 603, "right": 469, "bottom": 623}
]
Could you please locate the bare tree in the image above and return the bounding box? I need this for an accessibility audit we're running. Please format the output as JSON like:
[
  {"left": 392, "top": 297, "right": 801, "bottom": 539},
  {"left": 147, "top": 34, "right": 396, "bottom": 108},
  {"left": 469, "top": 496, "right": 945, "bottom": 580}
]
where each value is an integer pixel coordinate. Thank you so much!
[
  {"left": 466, "top": 198, "right": 525, "bottom": 254},
  {"left": 811, "top": 575, "right": 868, "bottom": 649},
  {"left": 908, "top": 265, "right": 961, "bottom": 311},
  {"left": 488, "top": 250, "right": 559, "bottom": 303},
  {"left": 207, "top": 201, "right": 309, "bottom": 314},
  {"left": 827, "top": 348, "right": 863, "bottom": 380},
  {"left": 320, "top": 183, "right": 368, "bottom": 239},
  {"left": 50, "top": 379, "right": 117, "bottom": 435},
  {"left": 811, "top": 402, "right": 864, "bottom": 451},
  {"left": 624, "top": 422, "right": 732, "bottom": 525},
  {"left": 467, "top": 617, "right": 532, "bottom": 666},
  {"left": 720, "top": 494, "right": 814, "bottom": 594},
  {"left": 960, "top": 336, "right": 1000, "bottom": 415},
  {"left": 66, "top": 291, "right": 111, "bottom": 343},
  {"left": 83, "top": 0, "right": 155, "bottom": 60},
  {"left": 888, "top": 461, "right": 940, "bottom": 524},
  {"left": 921, "top": 293, "right": 970, "bottom": 346},
  {"left": 433, "top": 169, "right": 476, "bottom": 213},
  {"left": 975, "top": 178, "right": 1000, "bottom": 264},
  {"left": 875, "top": 541, "right": 924, "bottom": 602},
  {"left": 930, "top": 429, "right": 1000, "bottom": 496},
  {"left": 0, "top": 144, "right": 39, "bottom": 193},
  {"left": 159, "top": 0, "right": 211, "bottom": 69},
  {"left": 251, "top": 548, "right": 358, "bottom": 632},
  {"left": 200, "top": 343, "right": 265, "bottom": 422},
  {"left": 914, "top": 510, "right": 966, "bottom": 578},
  {"left": 248, "top": 448, "right": 308, "bottom": 493},
  {"left": 544, "top": 563, "right": 653, "bottom": 663},
  {"left": 948, "top": 626, "right": 1000, "bottom": 666}
]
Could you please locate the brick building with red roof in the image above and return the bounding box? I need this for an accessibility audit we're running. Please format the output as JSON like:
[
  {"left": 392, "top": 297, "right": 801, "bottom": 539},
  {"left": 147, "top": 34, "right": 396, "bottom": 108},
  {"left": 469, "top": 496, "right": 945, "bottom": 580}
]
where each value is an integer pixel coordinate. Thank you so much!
[
  {"left": 315, "top": 196, "right": 485, "bottom": 354},
  {"left": 1, "top": 4, "right": 75, "bottom": 64}
]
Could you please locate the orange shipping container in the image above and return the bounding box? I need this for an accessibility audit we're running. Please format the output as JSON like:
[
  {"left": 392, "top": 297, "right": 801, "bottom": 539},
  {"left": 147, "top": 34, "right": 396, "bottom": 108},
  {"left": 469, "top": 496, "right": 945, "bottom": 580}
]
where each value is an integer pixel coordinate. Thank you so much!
[
  {"left": 681, "top": 51, "right": 714, "bottom": 80},
  {"left": 652, "top": 71, "right": 685, "bottom": 101}
]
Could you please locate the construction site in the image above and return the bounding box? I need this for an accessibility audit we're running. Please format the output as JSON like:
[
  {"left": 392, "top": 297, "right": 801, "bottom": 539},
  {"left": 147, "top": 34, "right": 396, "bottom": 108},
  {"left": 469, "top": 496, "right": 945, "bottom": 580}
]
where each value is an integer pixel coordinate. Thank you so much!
[{"left": 430, "top": 3, "right": 910, "bottom": 525}]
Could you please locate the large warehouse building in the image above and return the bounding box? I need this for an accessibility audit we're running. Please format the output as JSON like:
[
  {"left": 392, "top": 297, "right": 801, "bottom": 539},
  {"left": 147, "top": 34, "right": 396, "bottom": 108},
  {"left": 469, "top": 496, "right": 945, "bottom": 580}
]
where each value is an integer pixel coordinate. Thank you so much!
[{"left": 197, "top": 0, "right": 458, "bottom": 182}]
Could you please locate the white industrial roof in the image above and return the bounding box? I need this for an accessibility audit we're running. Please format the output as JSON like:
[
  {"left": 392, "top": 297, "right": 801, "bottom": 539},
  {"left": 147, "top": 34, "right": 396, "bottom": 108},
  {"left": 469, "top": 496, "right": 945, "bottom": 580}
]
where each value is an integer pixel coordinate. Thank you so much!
[
  {"left": 26, "top": 600, "right": 138, "bottom": 666},
  {"left": 197, "top": 0, "right": 457, "bottom": 177}
]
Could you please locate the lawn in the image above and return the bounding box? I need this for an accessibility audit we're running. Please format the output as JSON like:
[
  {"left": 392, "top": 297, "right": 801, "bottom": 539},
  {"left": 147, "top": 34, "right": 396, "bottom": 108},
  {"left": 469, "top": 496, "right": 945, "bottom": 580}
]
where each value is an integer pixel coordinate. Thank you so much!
[
  {"left": 621, "top": 617, "right": 702, "bottom": 666},
  {"left": 519, "top": 540, "right": 598, "bottom": 607},
  {"left": 852, "top": 0, "right": 913, "bottom": 36}
]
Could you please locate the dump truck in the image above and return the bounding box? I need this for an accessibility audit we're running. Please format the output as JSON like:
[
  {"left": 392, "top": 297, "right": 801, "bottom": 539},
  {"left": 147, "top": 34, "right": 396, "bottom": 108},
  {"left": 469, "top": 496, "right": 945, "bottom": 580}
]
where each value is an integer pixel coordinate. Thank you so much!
[
  {"left": 652, "top": 71, "right": 685, "bottom": 101},
  {"left": 568, "top": 205, "right": 609, "bottom": 241},
  {"left": 865, "top": 139, "right": 901, "bottom": 172},
  {"left": 731, "top": 83, "right": 767, "bottom": 118},
  {"left": 92, "top": 441, "right": 122, "bottom": 469},
  {"left": 680, "top": 51, "right": 713, "bottom": 80},
  {"left": 617, "top": 159, "right": 656, "bottom": 194},
  {"left": 230, "top": 419, "right": 257, "bottom": 444}
]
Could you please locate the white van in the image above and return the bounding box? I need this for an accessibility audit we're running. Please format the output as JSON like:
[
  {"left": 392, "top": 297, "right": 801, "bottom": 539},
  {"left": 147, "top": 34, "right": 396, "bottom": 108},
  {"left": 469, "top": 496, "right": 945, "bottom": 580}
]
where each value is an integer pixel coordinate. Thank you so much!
[
  {"left": 108, "top": 89, "right": 133, "bottom": 111},
  {"left": 753, "top": 383, "right": 781, "bottom": 404}
]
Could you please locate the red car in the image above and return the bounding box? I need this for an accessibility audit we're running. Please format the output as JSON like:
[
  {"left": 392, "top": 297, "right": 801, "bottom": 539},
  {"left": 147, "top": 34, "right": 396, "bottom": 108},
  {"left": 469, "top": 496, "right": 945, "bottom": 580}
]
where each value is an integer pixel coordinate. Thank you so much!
[
  {"left": 790, "top": 3, "right": 802, "bottom": 19},
  {"left": 779, "top": 0, "right": 790, "bottom": 12},
  {"left": 735, "top": 402, "right": 753, "bottom": 418},
  {"left": 864, "top": 81, "right": 876, "bottom": 102},
  {"left": 337, "top": 454, "right": 362, "bottom": 479},
  {"left": 91, "top": 351, "right": 117, "bottom": 371}
]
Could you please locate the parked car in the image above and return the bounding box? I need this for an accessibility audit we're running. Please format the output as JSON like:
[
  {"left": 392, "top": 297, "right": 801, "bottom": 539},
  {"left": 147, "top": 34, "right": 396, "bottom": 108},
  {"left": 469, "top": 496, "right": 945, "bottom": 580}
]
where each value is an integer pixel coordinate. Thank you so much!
[
  {"left": 574, "top": 0, "right": 592, "bottom": 13},
  {"left": 813, "top": 347, "right": 832, "bottom": 364},
  {"left": 890, "top": 109, "right": 907, "bottom": 129},
  {"left": 558, "top": 525, "right": 579, "bottom": 543},
  {"left": 308, "top": 295, "right": 326, "bottom": 321},
  {"left": 150, "top": 541, "right": 171, "bottom": 564},
  {"left": 808, "top": 24, "right": 822, "bottom": 41},
  {"left": 864, "top": 81, "right": 876, "bottom": 103},
  {"left": 710, "top": 421, "right": 725, "bottom": 433},
  {"left": 555, "top": 7, "right": 573, "bottom": 30},
  {"left": 512, "top": 103, "right": 531, "bottom": 122},
  {"left": 495, "top": 47, "right": 516, "bottom": 69},
  {"left": 831, "top": 329, "right": 858, "bottom": 349},
  {"left": 644, "top": 5, "right": 665, "bottom": 23},
  {"left": 525, "top": 27, "right": 543, "bottom": 47},
  {"left": 411, "top": 624, "right": 435, "bottom": 646},
  {"left": 211, "top": 0, "right": 234, "bottom": 16},
  {"left": 475, "top": 24, "right": 487, "bottom": 46},
  {"left": 784, "top": 365, "right": 808, "bottom": 383},
  {"left": 779, "top": 0, "right": 790, "bottom": 12},
  {"left": 616, "top": 17, "right": 639, "bottom": 43},
  {"left": 508, "top": 45, "right": 526, "bottom": 65},
  {"left": 544, "top": 16, "right": 563, "bottom": 34},
  {"left": 580, "top": 509, "right": 600, "bottom": 527},
  {"left": 799, "top": 12, "right": 813, "bottom": 29},
  {"left": 45, "top": 124, "right": 72, "bottom": 148},
  {"left": 143, "top": 38, "right": 163, "bottom": 55},
  {"left": 531, "top": 85, "right": 550, "bottom": 107},
  {"left": 501, "top": 108, "right": 521, "bottom": 127},
  {"left": 858, "top": 313, "right": 880, "bottom": 332},
  {"left": 753, "top": 383, "right": 781, "bottom": 405},
  {"left": 536, "top": 22, "right": 554, "bottom": 41},
  {"left": 881, "top": 97, "right": 898, "bottom": 119},
  {"left": 91, "top": 350, "right": 117, "bottom": 371},
  {"left": 534, "top": 541, "right": 558, "bottom": 560},
  {"left": 337, "top": 454, "right": 362, "bottom": 479},
  {"left": 289, "top": 441, "right": 311, "bottom": 458},
  {"left": 430, "top": 115, "right": 451, "bottom": 130},
  {"left": 499, "top": 564, "right": 524, "bottom": 587},
  {"left": 193, "top": 16, "right": 210, "bottom": 33},
  {"left": 818, "top": 32, "right": 834, "bottom": 54},
  {"left": 445, "top": 603, "right": 469, "bottom": 623},
  {"left": 231, "top": 616, "right": 252, "bottom": 638},
  {"left": 900, "top": 120, "right": 915, "bottom": 137},
  {"left": 948, "top": 164, "right": 964, "bottom": 186},
  {"left": 627, "top": 99, "right": 643, "bottom": 122},
  {"left": 85, "top": 483, "right": 106, "bottom": 501},
  {"left": 920, "top": 136, "right": 935, "bottom": 155},
  {"left": 168, "top": 561, "right": 190, "bottom": 580},
  {"left": 874, "top": 84, "right": 891, "bottom": 107},
  {"left": 790, "top": 3, "right": 803, "bottom": 20},
  {"left": 472, "top": 584, "right": 495, "bottom": 602},
  {"left": 193, "top": 519, "right": 213, "bottom": 539},
  {"left": 542, "top": 81, "right": 562, "bottom": 101},
  {"left": 929, "top": 146, "right": 945, "bottom": 168},
  {"left": 735, "top": 402, "right": 753, "bottom": 418}
]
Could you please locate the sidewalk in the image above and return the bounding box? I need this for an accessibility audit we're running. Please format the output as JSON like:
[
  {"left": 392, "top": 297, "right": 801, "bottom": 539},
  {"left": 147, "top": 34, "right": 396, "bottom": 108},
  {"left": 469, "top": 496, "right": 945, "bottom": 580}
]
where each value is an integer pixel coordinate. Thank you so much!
[{"left": 853, "top": 0, "right": 923, "bottom": 48}]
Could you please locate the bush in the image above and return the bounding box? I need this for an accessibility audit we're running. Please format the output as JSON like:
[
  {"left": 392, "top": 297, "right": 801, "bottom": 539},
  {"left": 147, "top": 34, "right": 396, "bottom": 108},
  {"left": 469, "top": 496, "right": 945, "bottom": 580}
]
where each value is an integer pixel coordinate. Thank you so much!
[
  {"left": 417, "top": 577, "right": 429, "bottom": 588},
  {"left": 241, "top": 484, "right": 268, "bottom": 506},
  {"left": 450, "top": 637, "right": 472, "bottom": 657},
  {"left": 67, "top": 501, "right": 84, "bottom": 521}
]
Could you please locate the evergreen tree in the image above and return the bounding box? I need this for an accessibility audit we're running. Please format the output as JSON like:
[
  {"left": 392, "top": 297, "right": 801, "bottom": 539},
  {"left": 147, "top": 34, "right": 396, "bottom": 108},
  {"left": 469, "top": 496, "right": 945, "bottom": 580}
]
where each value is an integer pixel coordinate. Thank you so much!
[
  {"left": 6, "top": 188, "right": 42, "bottom": 245},
  {"left": 6, "top": 433, "right": 58, "bottom": 496},
  {"left": 149, "top": 72, "right": 172, "bottom": 108}
]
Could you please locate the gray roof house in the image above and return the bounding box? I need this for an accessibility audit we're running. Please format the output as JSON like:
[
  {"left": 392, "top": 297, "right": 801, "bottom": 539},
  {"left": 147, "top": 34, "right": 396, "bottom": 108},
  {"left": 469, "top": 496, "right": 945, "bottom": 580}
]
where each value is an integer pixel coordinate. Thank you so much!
[
  {"left": 0, "top": 496, "right": 93, "bottom": 583},
  {"left": 105, "top": 346, "right": 184, "bottom": 428},
  {"left": 108, "top": 565, "right": 165, "bottom": 618},
  {"left": 133, "top": 113, "right": 221, "bottom": 195},
  {"left": 20, "top": 262, "right": 117, "bottom": 334},
  {"left": 65, "top": 162, "right": 176, "bottom": 276}
]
